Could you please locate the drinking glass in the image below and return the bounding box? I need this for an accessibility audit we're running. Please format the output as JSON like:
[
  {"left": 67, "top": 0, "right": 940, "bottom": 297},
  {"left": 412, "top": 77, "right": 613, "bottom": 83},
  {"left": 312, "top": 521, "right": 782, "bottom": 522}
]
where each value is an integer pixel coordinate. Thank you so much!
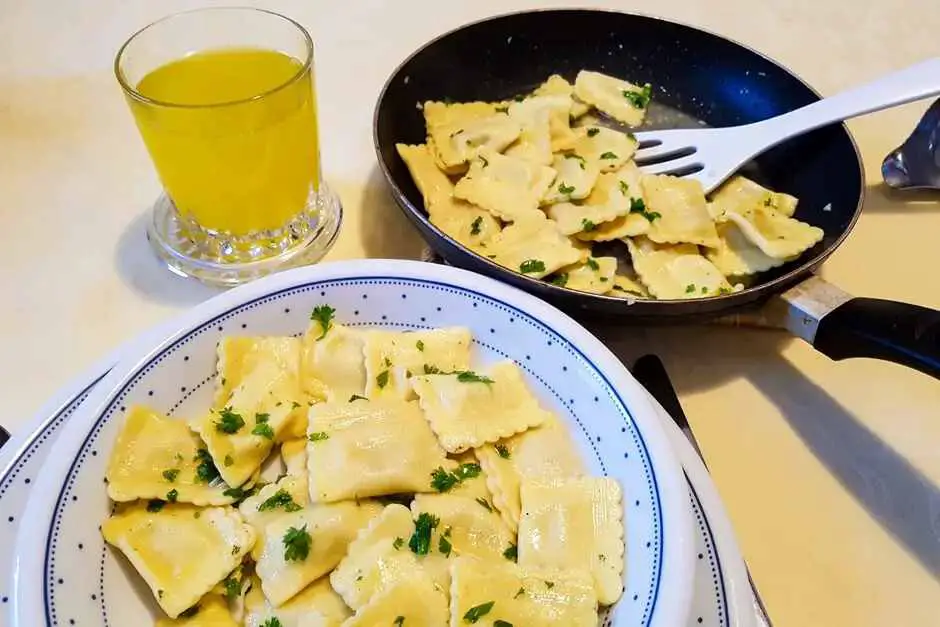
[{"left": 115, "top": 8, "right": 341, "bottom": 285}]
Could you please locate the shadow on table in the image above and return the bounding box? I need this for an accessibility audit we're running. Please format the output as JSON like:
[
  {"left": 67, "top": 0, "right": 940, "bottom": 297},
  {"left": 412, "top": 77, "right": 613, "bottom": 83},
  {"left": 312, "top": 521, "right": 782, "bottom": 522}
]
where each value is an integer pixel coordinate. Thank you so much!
[
  {"left": 113, "top": 209, "right": 223, "bottom": 307},
  {"left": 864, "top": 183, "right": 940, "bottom": 214},
  {"left": 638, "top": 325, "right": 940, "bottom": 579},
  {"left": 357, "top": 166, "right": 426, "bottom": 261}
]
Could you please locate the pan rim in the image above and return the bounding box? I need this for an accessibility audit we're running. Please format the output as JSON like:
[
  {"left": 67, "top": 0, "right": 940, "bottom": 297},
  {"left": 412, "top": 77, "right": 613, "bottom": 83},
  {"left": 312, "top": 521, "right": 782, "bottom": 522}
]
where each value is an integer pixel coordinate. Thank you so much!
[{"left": 372, "top": 7, "right": 865, "bottom": 309}]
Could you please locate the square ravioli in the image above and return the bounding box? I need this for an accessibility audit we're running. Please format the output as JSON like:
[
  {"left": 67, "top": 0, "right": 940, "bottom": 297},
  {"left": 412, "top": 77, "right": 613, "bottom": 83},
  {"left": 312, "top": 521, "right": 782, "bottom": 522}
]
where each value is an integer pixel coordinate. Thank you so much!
[
  {"left": 509, "top": 94, "right": 578, "bottom": 153},
  {"left": 555, "top": 256, "right": 618, "bottom": 294},
  {"left": 504, "top": 104, "right": 553, "bottom": 165},
  {"left": 642, "top": 174, "right": 720, "bottom": 248},
  {"left": 101, "top": 503, "right": 255, "bottom": 619},
  {"left": 724, "top": 203, "right": 824, "bottom": 259},
  {"left": 574, "top": 69, "right": 651, "bottom": 127},
  {"left": 300, "top": 316, "right": 366, "bottom": 404},
  {"left": 196, "top": 337, "right": 303, "bottom": 487},
  {"left": 453, "top": 150, "right": 556, "bottom": 222},
  {"left": 244, "top": 575, "right": 350, "bottom": 627},
  {"left": 255, "top": 501, "right": 381, "bottom": 607},
  {"left": 238, "top": 474, "right": 308, "bottom": 559},
  {"left": 106, "top": 406, "right": 238, "bottom": 506},
  {"left": 706, "top": 221, "right": 788, "bottom": 276},
  {"left": 411, "top": 493, "right": 516, "bottom": 562},
  {"left": 423, "top": 101, "right": 520, "bottom": 172},
  {"left": 626, "top": 237, "right": 736, "bottom": 299},
  {"left": 450, "top": 556, "right": 598, "bottom": 626},
  {"left": 342, "top": 574, "right": 449, "bottom": 627},
  {"left": 570, "top": 124, "right": 638, "bottom": 173},
  {"left": 306, "top": 399, "right": 447, "bottom": 502},
  {"left": 710, "top": 174, "right": 798, "bottom": 219},
  {"left": 541, "top": 152, "right": 601, "bottom": 204},
  {"left": 518, "top": 477, "right": 624, "bottom": 605},
  {"left": 572, "top": 171, "right": 650, "bottom": 241},
  {"left": 412, "top": 360, "right": 551, "bottom": 453},
  {"left": 362, "top": 327, "right": 472, "bottom": 400},
  {"left": 476, "top": 415, "right": 586, "bottom": 532},
  {"left": 155, "top": 594, "right": 237, "bottom": 626},
  {"left": 533, "top": 73, "right": 592, "bottom": 119},
  {"left": 481, "top": 212, "right": 582, "bottom": 279}
]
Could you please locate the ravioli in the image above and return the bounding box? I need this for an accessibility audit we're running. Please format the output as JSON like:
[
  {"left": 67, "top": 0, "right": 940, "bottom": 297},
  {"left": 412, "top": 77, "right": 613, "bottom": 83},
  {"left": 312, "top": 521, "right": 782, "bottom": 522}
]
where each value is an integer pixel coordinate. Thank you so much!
[
  {"left": 101, "top": 503, "right": 255, "bottom": 619},
  {"left": 255, "top": 501, "right": 381, "bottom": 607},
  {"left": 105, "top": 406, "right": 238, "bottom": 506},
  {"left": 394, "top": 143, "right": 454, "bottom": 209},
  {"left": 609, "top": 273, "right": 650, "bottom": 298},
  {"left": 541, "top": 152, "right": 600, "bottom": 204},
  {"left": 155, "top": 594, "right": 238, "bottom": 627},
  {"left": 306, "top": 399, "right": 447, "bottom": 502},
  {"left": 450, "top": 556, "right": 598, "bottom": 626},
  {"left": 705, "top": 221, "right": 789, "bottom": 276},
  {"left": 505, "top": 105, "right": 553, "bottom": 165},
  {"left": 453, "top": 150, "right": 557, "bottom": 222},
  {"left": 533, "top": 74, "right": 592, "bottom": 119},
  {"left": 573, "top": 172, "right": 650, "bottom": 241},
  {"left": 626, "top": 237, "right": 736, "bottom": 299},
  {"left": 412, "top": 360, "right": 551, "bottom": 453},
  {"left": 724, "top": 203, "right": 824, "bottom": 259},
  {"left": 362, "top": 327, "right": 473, "bottom": 400},
  {"left": 342, "top": 574, "right": 449, "bottom": 627},
  {"left": 423, "top": 101, "right": 520, "bottom": 172},
  {"left": 574, "top": 69, "right": 651, "bottom": 127},
  {"left": 300, "top": 316, "right": 365, "bottom": 405},
  {"left": 475, "top": 415, "right": 585, "bottom": 532},
  {"left": 196, "top": 337, "right": 303, "bottom": 487},
  {"left": 571, "top": 125, "right": 638, "bottom": 172},
  {"left": 711, "top": 174, "right": 799, "bottom": 219},
  {"left": 555, "top": 256, "right": 618, "bottom": 294},
  {"left": 510, "top": 94, "right": 579, "bottom": 152},
  {"left": 411, "top": 493, "right": 515, "bottom": 563},
  {"left": 238, "top": 475, "right": 308, "bottom": 559},
  {"left": 482, "top": 212, "right": 582, "bottom": 279},
  {"left": 517, "top": 477, "right": 624, "bottom": 605},
  {"left": 642, "top": 174, "right": 720, "bottom": 248},
  {"left": 244, "top": 575, "right": 350, "bottom": 627}
]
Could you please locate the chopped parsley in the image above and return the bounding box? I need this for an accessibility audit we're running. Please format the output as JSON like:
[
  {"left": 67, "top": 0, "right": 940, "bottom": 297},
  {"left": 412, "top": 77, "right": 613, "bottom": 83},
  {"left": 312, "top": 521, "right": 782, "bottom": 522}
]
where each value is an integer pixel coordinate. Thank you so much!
[
  {"left": 495, "top": 443, "right": 511, "bottom": 459},
  {"left": 475, "top": 497, "right": 493, "bottom": 512},
  {"left": 215, "top": 407, "right": 245, "bottom": 434},
  {"left": 598, "top": 553, "right": 607, "bottom": 562},
  {"left": 292, "top": 401, "right": 301, "bottom": 409},
  {"left": 519, "top": 259, "right": 546, "bottom": 274},
  {"left": 376, "top": 370, "right": 390, "bottom": 389},
  {"left": 587, "top": 127, "right": 600, "bottom": 137},
  {"left": 701, "top": 286, "right": 709, "bottom": 295},
  {"left": 349, "top": 394, "right": 368, "bottom": 402},
  {"left": 166, "top": 488, "right": 178, "bottom": 503},
  {"left": 430, "top": 463, "right": 481, "bottom": 492},
  {"left": 479, "top": 155, "right": 489, "bottom": 168},
  {"left": 252, "top": 413, "right": 274, "bottom": 440},
  {"left": 470, "top": 216, "right": 483, "bottom": 236},
  {"left": 503, "top": 543, "right": 517, "bottom": 561},
  {"left": 685, "top": 284, "right": 696, "bottom": 294},
  {"left": 282, "top": 524, "right": 311, "bottom": 562},
  {"left": 718, "top": 286, "right": 733, "bottom": 295},
  {"left": 513, "top": 587, "right": 525, "bottom": 599},
  {"left": 454, "top": 463, "right": 482, "bottom": 480},
  {"left": 394, "top": 617, "right": 405, "bottom": 627},
  {"left": 309, "top": 431, "right": 329, "bottom": 442},
  {"left": 223, "top": 454, "right": 234, "bottom": 467},
  {"left": 587, "top": 257, "right": 600, "bottom": 271},
  {"left": 162, "top": 468, "right": 180, "bottom": 483},
  {"left": 513, "top": 94, "right": 526, "bottom": 102},
  {"left": 393, "top": 537, "right": 405, "bottom": 550},
  {"left": 194, "top": 449, "right": 220, "bottom": 483},
  {"left": 223, "top": 575, "right": 240, "bottom": 600},
  {"left": 438, "top": 527, "right": 453, "bottom": 557},
  {"left": 549, "top": 273, "right": 568, "bottom": 287},
  {"left": 463, "top": 601, "right": 495, "bottom": 623},
  {"left": 258, "top": 489, "right": 302, "bottom": 512},
  {"left": 619, "top": 180, "right": 630, "bottom": 194},
  {"left": 310, "top": 304, "right": 336, "bottom": 340},
  {"left": 260, "top": 618, "right": 283, "bottom": 627},
  {"left": 566, "top": 153, "right": 586, "bottom": 169},
  {"left": 494, "top": 621, "right": 514, "bottom": 627},
  {"left": 495, "top": 105, "right": 509, "bottom": 114},
  {"left": 416, "top": 340, "right": 425, "bottom": 352},
  {"left": 629, "top": 197, "right": 660, "bottom": 221},
  {"left": 763, "top": 196, "right": 774, "bottom": 207},
  {"left": 222, "top": 485, "right": 254, "bottom": 501},
  {"left": 545, "top": 580, "right": 555, "bottom": 589},
  {"left": 456, "top": 371, "right": 494, "bottom": 385},
  {"left": 146, "top": 499, "right": 166, "bottom": 513},
  {"left": 408, "top": 512, "right": 439, "bottom": 555},
  {"left": 557, "top": 181, "right": 575, "bottom": 195},
  {"left": 622, "top": 83, "right": 652, "bottom": 108},
  {"left": 423, "top": 364, "right": 442, "bottom": 375},
  {"left": 581, "top": 218, "right": 596, "bottom": 232},
  {"left": 599, "top": 151, "right": 618, "bottom": 160}
]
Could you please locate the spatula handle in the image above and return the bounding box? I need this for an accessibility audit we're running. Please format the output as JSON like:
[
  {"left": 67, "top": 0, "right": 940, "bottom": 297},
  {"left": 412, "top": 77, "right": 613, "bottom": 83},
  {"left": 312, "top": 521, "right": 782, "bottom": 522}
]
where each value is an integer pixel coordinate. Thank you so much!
[{"left": 756, "top": 57, "right": 940, "bottom": 144}]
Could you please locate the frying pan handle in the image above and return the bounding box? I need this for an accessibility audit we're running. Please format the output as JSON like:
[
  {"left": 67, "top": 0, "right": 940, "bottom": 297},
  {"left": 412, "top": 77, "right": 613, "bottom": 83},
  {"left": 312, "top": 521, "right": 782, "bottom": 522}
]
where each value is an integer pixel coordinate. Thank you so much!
[{"left": 813, "top": 298, "right": 940, "bottom": 378}]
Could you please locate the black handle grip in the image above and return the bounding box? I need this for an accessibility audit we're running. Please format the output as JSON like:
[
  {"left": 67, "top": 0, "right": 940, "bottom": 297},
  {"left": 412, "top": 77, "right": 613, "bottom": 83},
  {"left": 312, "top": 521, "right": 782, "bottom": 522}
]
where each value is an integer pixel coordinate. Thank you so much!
[
  {"left": 813, "top": 297, "right": 940, "bottom": 379},
  {"left": 0, "top": 424, "right": 8, "bottom": 450}
]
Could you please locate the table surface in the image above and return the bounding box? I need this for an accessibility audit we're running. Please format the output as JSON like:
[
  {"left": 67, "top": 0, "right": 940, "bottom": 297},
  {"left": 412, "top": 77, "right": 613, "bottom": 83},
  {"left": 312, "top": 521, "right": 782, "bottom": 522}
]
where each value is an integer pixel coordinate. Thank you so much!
[{"left": 2, "top": 0, "right": 939, "bottom": 624}]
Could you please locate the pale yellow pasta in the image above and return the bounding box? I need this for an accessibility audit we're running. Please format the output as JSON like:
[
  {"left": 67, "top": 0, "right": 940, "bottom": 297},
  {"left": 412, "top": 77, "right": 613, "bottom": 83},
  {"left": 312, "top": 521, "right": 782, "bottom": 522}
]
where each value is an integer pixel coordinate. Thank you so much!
[
  {"left": 627, "top": 237, "right": 736, "bottom": 299},
  {"left": 570, "top": 124, "right": 638, "bottom": 172},
  {"left": 361, "top": 327, "right": 472, "bottom": 400},
  {"left": 480, "top": 212, "right": 582, "bottom": 279},
  {"left": 533, "top": 73, "right": 592, "bottom": 119},
  {"left": 453, "top": 150, "right": 556, "bottom": 222},
  {"left": 306, "top": 399, "right": 447, "bottom": 502},
  {"left": 574, "top": 69, "right": 651, "bottom": 127},
  {"left": 505, "top": 105, "right": 553, "bottom": 165},
  {"left": 394, "top": 143, "right": 454, "bottom": 209},
  {"left": 155, "top": 595, "right": 237, "bottom": 627},
  {"left": 412, "top": 360, "right": 551, "bottom": 453},
  {"left": 423, "top": 101, "right": 520, "bottom": 172},
  {"left": 555, "top": 256, "right": 618, "bottom": 294},
  {"left": 711, "top": 174, "right": 798, "bottom": 219},
  {"left": 573, "top": 172, "right": 650, "bottom": 240},
  {"left": 342, "top": 574, "right": 449, "bottom": 627},
  {"left": 105, "top": 406, "right": 237, "bottom": 506},
  {"left": 706, "top": 221, "right": 790, "bottom": 276},
  {"left": 476, "top": 415, "right": 585, "bottom": 532},
  {"left": 411, "top": 493, "right": 515, "bottom": 562},
  {"left": 518, "top": 477, "right": 624, "bottom": 605},
  {"left": 642, "top": 174, "right": 720, "bottom": 248},
  {"left": 450, "top": 556, "right": 598, "bottom": 626},
  {"left": 255, "top": 501, "right": 381, "bottom": 607},
  {"left": 510, "top": 94, "right": 579, "bottom": 152},
  {"left": 238, "top": 475, "right": 308, "bottom": 559},
  {"left": 609, "top": 273, "right": 650, "bottom": 298},
  {"left": 101, "top": 504, "right": 255, "bottom": 619},
  {"left": 441, "top": 451, "right": 493, "bottom": 501},
  {"left": 541, "top": 152, "right": 600, "bottom": 204},
  {"left": 280, "top": 439, "right": 307, "bottom": 478},
  {"left": 244, "top": 575, "right": 350, "bottom": 627},
  {"left": 301, "top": 318, "right": 366, "bottom": 404},
  {"left": 724, "top": 203, "right": 824, "bottom": 259}
]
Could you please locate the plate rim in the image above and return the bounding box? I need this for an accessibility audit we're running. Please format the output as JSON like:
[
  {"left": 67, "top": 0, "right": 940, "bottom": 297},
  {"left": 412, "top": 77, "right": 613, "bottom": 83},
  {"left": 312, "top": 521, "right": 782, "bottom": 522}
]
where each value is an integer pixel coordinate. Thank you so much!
[{"left": 13, "top": 259, "right": 695, "bottom": 627}]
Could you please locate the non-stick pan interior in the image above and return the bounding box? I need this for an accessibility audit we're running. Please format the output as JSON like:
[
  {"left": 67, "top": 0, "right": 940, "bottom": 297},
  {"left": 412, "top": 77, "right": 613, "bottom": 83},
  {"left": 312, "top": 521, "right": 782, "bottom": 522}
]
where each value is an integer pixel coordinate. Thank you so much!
[{"left": 374, "top": 9, "right": 864, "bottom": 319}]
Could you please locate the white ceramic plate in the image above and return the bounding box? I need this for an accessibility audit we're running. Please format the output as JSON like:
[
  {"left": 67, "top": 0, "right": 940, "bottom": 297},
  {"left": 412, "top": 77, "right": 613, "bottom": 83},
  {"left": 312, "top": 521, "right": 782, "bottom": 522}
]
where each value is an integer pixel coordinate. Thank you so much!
[{"left": 12, "top": 259, "right": 694, "bottom": 627}]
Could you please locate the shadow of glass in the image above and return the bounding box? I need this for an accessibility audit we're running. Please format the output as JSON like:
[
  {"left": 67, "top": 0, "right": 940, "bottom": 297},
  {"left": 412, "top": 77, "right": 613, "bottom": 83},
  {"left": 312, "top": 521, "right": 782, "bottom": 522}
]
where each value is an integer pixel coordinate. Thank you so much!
[
  {"left": 113, "top": 209, "right": 223, "bottom": 308},
  {"left": 865, "top": 182, "right": 940, "bottom": 213},
  {"left": 357, "top": 166, "right": 426, "bottom": 261}
]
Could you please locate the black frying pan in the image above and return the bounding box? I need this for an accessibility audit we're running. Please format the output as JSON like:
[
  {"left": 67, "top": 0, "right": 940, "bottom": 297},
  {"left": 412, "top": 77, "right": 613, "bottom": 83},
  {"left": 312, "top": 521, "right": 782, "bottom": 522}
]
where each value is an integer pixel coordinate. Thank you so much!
[{"left": 374, "top": 9, "right": 940, "bottom": 378}]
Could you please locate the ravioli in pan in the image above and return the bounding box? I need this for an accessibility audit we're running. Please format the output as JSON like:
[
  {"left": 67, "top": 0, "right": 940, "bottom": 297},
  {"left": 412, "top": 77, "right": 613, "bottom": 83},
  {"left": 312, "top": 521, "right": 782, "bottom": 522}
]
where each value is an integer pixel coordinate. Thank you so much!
[
  {"left": 398, "top": 69, "right": 823, "bottom": 300},
  {"left": 101, "top": 304, "right": 624, "bottom": 625}
]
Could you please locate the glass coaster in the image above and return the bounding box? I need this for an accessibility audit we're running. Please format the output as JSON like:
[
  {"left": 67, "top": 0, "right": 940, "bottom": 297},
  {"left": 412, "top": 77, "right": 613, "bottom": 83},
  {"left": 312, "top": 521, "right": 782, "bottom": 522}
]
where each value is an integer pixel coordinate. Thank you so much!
[{"left": 147, "top": 181, "right": 342, "bottom": 287}]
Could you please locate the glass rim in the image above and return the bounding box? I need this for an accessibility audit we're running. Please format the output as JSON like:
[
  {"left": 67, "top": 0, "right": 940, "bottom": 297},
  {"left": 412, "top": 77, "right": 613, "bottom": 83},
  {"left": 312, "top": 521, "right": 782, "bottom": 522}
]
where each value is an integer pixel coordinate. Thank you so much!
[{"left": 114, "top": 7, "right": 313, "bottom": 110}]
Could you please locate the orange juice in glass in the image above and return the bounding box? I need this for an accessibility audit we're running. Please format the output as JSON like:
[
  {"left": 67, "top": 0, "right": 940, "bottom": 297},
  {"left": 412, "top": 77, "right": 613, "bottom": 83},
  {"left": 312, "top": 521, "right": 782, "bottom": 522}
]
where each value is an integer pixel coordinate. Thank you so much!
[{"left": 116, "top": 8, "right": 341, "bottom": 285}]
